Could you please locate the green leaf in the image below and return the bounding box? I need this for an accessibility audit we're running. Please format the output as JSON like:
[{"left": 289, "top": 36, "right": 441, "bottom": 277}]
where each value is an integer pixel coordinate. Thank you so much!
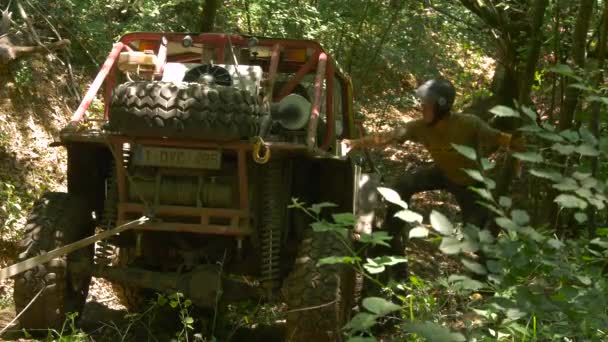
[
  {"left": 549, "top": 64, "right": 582, "bottom": 81},
  {"left": 548, "top": 238, "right": 565, "bottom": 249},
  {"left": 577, "top": 275, "right": 592, "bottom": 286},
  {"left": 495, "top": 217, "right": 519, "bottom": 231},
  {"left": 448, "top": 274, "right": 485, "bottom": 291},
  {"left": 345, "top": 312, "right": 378, "bottom": 332},
  {"left": 461, "top": 258, "right": 487, "bottom": 275},
  {"left": 409, "top": 226, "right": 429, "bottom": 238},
  {"left": 311, "top": 221, "right": 348, "bottom": 237},
  {"left": 587, "top": 95, "right": 608, "bottom": 105},
  {"left": 530, "top": 168, "right": 563, "bottom": 182},
  {"left": 318, "top": 256, "right": 356, "bottom": 266},
  {"left": 505, "top": 308, "right": 527, "bottom": 321},
  {"left": 551, "top": 143, "right": 575, "bottom": 155},
  {"left": 347, "top": 337, "right": 377, "bottom": 342},
  {"left": 575, "top": 212, "right": 588, "bottom": 223},
  {"left": 575, "top": 187, "right": 593, "bottom": 199},
  {"left": 520, "top": 106, "right": 537, "bottom": 121},
  {"left": 560, "top": 129, "right": 580, "bottom": 142},
  {"left": 463, "top": 169, "right": 485, "bottom": 183},
  {"left": 451, "top": 143, "right": 477, "bottom": 160},
  {"left": 554, "top": 194, "right": 588, "bottom": 209},
  {"left": 573, "top": 171, "right": 592, "bottom": 180},
  {"left": 490, "top": 105, "right": 519, "bottom": 118},
  {"left": 513, "top": 151, "right": 543, "bottom": 163},
  {"left": 579, "top": 127, "right": 598, "bottom": 146},
  {"left": 520, "top": 226, "right": 544, "bottom": 242},
  {"left": 499, "top": 196, "right": 512, "bottom": 208},
  {"left": 595, "top": 228, "right": 608, "bottom": 237},
  {"left": 590, "top": 238, "right": 608, "bottom": 249},
  {"left": 537, "top": 131, "right": 565, "bottom": 142},
  {"left": 575, "top": 144, "right": 600, "bottom": 156},
  {"left": 376, "top": 187, "right": 408, "bottom": 209},
  {"left": 511, "top": 210, "right": 530, "bottom": 225},
  {"left": 362, "top": 297, "right": 401, "bottom": 315},
  {"left": 481, "top": 158, "right": 495, "bottom": 170},
  {"left": 542, "top": 122, "right": 557, "bottom": 132},
  {"left": 184, "top": 317, "right": 194, "bottom": 325},
  {"left": 518, "top": 124, "right": 541, "bottom": 133},
  {"left": 394, "top": 209, "right": 423, "bottom": 223},
  {"left": 569, "top": 83, "right": 593, "bottom": 91},
  {"left": 363, "top": 256, "right": 407, "bottom": 274},
  {"left": 358, "top": 231, "right": 392, "bottom": 247},
  {"left": 439, "top": 237, "right": 462, "bottom": 254},
  {"left": 310, "top": 202, "right": 337, "bottom": 215},
  {"left": 332, "top": 213, "right": 355, "bottom": 226},
  {"left": 552, "top": 177, "right": 579, "bottom": 191},
  {"left": 470, "top": 187, "right": 493, "bottom": 201},
  {"left": 430, "top": 210, "right": 454, "bottom": 235},
  {"left": 478, "top": 229, "right": 495, "bottom": 244},
  {"left": 402, "top": 322, "right": 466, "bottom": 342}
]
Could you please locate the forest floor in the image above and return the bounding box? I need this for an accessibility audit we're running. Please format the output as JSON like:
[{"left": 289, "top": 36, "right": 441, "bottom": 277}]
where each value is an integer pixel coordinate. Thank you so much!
[{"left": 0, "top": 55, "right": 472, "bottom": 341}]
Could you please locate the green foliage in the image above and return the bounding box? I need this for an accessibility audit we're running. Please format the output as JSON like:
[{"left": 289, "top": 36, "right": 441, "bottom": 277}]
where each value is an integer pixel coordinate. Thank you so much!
[
  {"left": 0, "top": 181, "right": 23, "bottom": 232},
  {"left": 291, "top": 97, "right": 608, "bottom": 340},
  {"left": 10, "top": 60, "right": 34, "bottom": 88},
  {"left": 45, "top": 312, "right": 88, "bottom": 341}
]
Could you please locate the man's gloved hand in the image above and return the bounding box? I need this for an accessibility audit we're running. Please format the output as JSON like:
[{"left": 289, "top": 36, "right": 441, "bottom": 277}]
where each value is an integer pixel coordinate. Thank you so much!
[{"left": 340, "top": 139, "right": 356, "bottom": 155}]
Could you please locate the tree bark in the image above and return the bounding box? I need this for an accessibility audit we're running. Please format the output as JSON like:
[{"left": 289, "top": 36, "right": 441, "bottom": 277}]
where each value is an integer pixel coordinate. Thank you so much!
[
  {"left": 558, "top": 0, "right": 594, "bottom": 131},
  {"left": 518, "top": 0, "right": 549, "bottom": 104},
  {"left": 588, "top": 0, "right": 608, "bottom": 235},
  {"left": 200, "top": 0, "right": 222, "bottom": 33}
]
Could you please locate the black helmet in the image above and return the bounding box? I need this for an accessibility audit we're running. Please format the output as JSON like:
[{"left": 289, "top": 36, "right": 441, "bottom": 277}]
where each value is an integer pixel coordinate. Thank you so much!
[{"left": 415, "top": 78, "right": 456, "bottom": 118}]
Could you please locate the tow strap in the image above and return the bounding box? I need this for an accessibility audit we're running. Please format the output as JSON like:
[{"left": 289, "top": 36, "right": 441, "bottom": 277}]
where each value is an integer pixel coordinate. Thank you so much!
[{"left": 0, "top": 216, "right": 149, "bottom": 281}]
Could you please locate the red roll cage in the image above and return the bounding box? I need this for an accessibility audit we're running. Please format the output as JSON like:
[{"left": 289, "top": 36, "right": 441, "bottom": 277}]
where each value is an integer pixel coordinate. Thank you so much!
[{"left": 69, "top": 32, "right": 356, "bottom": 149}]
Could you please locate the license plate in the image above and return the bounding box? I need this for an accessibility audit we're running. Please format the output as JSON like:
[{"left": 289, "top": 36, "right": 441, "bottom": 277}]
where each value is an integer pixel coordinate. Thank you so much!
[{"left": 132, "top": 145, "right": 221, "bottom": 170}]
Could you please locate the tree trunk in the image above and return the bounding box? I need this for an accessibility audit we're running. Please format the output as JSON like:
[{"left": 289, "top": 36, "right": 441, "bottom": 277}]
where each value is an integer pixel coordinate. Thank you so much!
[
  {"left": 558, "top": 0, "right": 595, "bottom": 131},
  {"left": 588, "top": 0, "right": 608, "bottom": 235},
  {"left": 200, "top": 0, "right": 222, "bottom": 33},
  {"left": 518, "top": 0, "right": 550, "bottom": 104}
]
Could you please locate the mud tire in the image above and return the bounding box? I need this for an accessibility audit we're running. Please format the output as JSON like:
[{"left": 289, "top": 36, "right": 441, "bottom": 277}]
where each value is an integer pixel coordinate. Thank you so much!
[
  {"left": 13, "top": 192, "right": 94, "bottom": 331},
  {"left": 108, "top": 81, "right": 267, "bottom": 140},
  {"left": 110, "top": 248, "right": 149, "bottom": 312},
  {"left": 283, "top": 230, "right": 357, "bottom": 342}
]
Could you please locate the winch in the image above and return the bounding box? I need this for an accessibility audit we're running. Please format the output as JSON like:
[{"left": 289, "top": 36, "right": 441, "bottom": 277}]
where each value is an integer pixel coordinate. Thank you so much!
[{"left": 128, "top": 169, "right": 234, "bottom": 207}]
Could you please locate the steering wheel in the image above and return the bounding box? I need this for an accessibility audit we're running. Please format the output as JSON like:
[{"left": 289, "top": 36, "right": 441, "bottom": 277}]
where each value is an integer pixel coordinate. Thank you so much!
[{"left": 183, "top": 64, "right": 232, "bottom": 86}]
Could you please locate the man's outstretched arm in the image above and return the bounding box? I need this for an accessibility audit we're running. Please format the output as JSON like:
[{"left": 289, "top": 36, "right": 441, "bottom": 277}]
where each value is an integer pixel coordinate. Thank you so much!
[{"left": 342, "top": 121, "right": 419, "bottom": 152}]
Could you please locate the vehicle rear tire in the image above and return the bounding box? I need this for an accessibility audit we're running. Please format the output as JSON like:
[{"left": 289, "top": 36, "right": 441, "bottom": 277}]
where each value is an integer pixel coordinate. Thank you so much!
[
  {"left": 13, "top": 192, "right": 94, "bottom": 331},
  {"left": 107, "top": 81, "right": 267, "bottom": 140},
  {"left": 110, "top": 247, "right": 149, "bottom": 312},
  {"left": 283, "top": 229, "right": 357, "bottom": 342}
]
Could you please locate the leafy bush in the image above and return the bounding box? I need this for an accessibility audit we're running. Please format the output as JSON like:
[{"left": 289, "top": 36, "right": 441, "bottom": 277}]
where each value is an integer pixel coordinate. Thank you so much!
[{"left": 292, "top": 101, "right": 608, "bottom": 341}]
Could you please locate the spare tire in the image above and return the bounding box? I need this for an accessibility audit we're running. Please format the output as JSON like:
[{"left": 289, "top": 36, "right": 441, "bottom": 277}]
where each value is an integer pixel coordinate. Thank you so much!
[{"left": 107, "top": 81, "right": 268, "bottom": 140}]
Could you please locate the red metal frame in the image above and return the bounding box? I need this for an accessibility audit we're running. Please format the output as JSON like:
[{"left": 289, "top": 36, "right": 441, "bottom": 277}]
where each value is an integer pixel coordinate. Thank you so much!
[
  {"left": 66, "top": 32, "right": 357, "bottom": 236},
  {"left": 69, "top": 32, "right": 352, "bottom": 149}
]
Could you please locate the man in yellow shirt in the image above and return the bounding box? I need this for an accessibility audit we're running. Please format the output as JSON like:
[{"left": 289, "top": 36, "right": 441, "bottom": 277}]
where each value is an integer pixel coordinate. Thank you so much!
[{"left": 343, "top": 78, "right": 521, "bottom": 266}]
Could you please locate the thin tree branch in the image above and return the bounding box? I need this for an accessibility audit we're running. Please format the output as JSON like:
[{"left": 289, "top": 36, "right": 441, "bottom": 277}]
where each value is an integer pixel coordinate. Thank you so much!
[
  {"left": 15, "top": 0, "right": 39, "bottom": 44},
  {"left": 422, "top": 0, "right": 484, "bottom": 31}
]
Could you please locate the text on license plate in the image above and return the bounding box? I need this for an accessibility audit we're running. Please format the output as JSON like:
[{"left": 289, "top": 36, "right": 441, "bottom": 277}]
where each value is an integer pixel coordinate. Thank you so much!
[{"left": 132, "top": 146, "right": 221, "bottom": 170}]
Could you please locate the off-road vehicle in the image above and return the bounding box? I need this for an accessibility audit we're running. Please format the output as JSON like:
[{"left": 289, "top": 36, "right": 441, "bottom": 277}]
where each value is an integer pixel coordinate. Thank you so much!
[{"left": 13, "top": 32, "right": 380, "bottom": 341}]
